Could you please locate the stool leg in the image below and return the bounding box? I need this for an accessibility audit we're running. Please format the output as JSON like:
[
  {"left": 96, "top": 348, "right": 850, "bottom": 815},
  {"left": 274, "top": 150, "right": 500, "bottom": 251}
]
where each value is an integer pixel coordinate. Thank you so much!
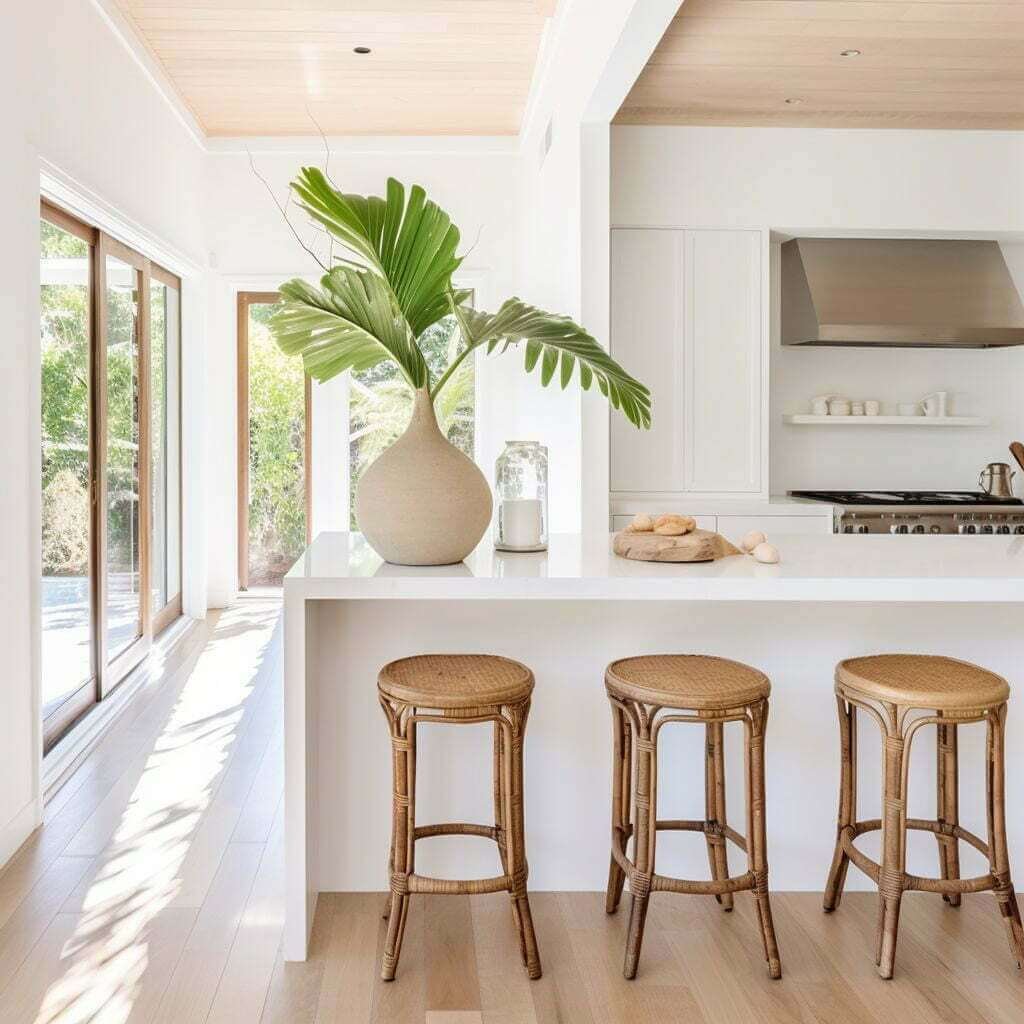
[
  {"left": 606, "top": 701, "right": 630, "bottom": 915},
  {"left": 624, "top": 716, "right": 656, "bottom": 980},
  {"left": 746, "top": 699, "right": 782, "bottom": 979},
  {"left": 824, "top": 695, "right": 857, "bottom": 912},
  {"left": 381, "top": 710, "right": 416, "bottom": 982},
  {"left": 876, "top": 721, "right": 907, "bottom": 980},
  {"left": 502, "top": 701, "right": 542, "bottom": 980},
  {"left": 705, "top": 721, "right": 733, "bottom": 911},
  {"left": 985, "top": 703, "right": 1024, "bottom": 969},
  {"left": 936, "top": 715, "right": 962, "bottom": 908},
  {"left": 493, "top": 720, "right": 509, "bottom": 876}
]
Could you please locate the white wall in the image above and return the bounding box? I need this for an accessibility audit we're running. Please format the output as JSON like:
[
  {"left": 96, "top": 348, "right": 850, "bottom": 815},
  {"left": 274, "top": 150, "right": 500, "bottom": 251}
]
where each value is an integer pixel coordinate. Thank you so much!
[
  {"left": 202, "top": 139, "right": 527, "bottom": 606},
  {"left": 1, "top": 0, "right": 208, "bottom": 865},
  {"left": 518, "top": 0, "right": 679, "bottom": 534},
  {"left": 612, "top": 126, "right": 1024, "bottom": 495}
]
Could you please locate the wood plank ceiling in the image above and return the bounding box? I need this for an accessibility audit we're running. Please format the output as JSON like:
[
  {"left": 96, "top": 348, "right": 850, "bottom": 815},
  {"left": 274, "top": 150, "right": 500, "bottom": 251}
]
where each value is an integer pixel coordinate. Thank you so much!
[
  {"left": 114, "top": 1, "right": 555, "bottom": 137},
  {"left": 616, "top": 0, "right": 1024, "bottom": 129}
]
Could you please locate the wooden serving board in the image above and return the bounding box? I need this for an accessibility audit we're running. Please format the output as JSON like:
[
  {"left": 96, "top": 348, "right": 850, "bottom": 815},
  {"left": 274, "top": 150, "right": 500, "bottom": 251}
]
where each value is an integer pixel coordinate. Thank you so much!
[{"left": 613, "top": 529, "right": 741, "bottom": 563}]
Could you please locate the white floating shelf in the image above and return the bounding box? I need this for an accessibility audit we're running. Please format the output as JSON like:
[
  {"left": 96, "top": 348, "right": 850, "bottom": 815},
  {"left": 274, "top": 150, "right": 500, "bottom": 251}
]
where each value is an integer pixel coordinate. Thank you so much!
[{"left": 783, "top": 414, "right": 989, "bottom": 427}]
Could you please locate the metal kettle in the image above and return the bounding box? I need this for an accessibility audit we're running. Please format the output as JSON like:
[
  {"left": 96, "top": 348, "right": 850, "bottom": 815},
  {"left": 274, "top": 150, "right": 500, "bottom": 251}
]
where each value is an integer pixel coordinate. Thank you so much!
[{"left": 979, "top": 462, "right": 1016, "bottom": 499}]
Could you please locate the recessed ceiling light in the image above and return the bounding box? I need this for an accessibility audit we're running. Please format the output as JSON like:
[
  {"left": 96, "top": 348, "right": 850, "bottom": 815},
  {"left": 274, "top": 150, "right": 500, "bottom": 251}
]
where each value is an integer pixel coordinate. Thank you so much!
[
  {"left": 840, "top": 48, "right": 861, "bottom": 57},
  {"left": 784, "top": 98, "right": 803, "bottom": 105},
  {"left": 353, "top": 46, "right": 372, "bottom": 54}
]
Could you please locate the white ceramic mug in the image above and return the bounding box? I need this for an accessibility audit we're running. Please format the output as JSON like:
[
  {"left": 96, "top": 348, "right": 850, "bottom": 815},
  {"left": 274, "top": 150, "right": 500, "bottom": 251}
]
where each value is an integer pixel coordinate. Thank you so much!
[
  {"left": 864, "top": 400, "right": 880, "bottom": 416},
  {"left": 919, "top": 391, "right": 949, "bottom": 417},
  {"left": 811, "top": 394, "right": 833, "bottom": 416},
  {"left": 850, "top": 401, "right": 865, "bottom": 416},
  {"left": 828, "top": 397, "right": 851, "bottom": 417},
  {"left": 898, "top": 402, "right": 920, "bottom": 417}
]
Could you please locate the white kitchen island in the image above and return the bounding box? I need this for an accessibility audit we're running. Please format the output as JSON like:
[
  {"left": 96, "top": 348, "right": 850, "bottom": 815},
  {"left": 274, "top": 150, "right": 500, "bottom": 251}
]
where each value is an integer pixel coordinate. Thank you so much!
[{"left": 283, "top": 532, "right": 1024, "bottom": 959}]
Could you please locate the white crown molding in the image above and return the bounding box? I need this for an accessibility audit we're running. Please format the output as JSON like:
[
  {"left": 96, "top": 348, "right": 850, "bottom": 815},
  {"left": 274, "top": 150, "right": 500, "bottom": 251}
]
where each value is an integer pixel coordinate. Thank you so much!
[
  {"left": 205, "top": 135, "right": 520, "bottom": 157},
  {"left": 89, "top": 0, "right": 207, "bottom": 151},
  {"left": 40, "top": 158, "right": 206, "bottom": 277}
]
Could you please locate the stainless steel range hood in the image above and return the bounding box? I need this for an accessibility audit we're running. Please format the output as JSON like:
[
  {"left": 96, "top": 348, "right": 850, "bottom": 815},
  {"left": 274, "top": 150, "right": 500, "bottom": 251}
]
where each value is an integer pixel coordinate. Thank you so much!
[{"left": 781, "top": 237, "right": 1024, "bottom": 347}]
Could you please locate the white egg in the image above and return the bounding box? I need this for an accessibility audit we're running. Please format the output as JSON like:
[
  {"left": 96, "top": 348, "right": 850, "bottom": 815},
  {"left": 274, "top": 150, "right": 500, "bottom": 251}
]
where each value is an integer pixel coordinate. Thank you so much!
[
  {"left": 752, "top": 542, "right": 780, "bottom": 564},
  {"left": 741, "top": 530, "right": 767, "bottom": 553}
]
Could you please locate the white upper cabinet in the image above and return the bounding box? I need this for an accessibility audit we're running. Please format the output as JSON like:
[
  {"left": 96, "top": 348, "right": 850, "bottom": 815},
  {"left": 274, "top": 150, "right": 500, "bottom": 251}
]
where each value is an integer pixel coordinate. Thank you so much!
[
  {"left": 610, "top": 227, "right": 764, "bottom": 498},
  {"left": 684, "top": 229, "right": 763, "bottom": 493},
  {"left": 610, "top": 229, "right": 684, "bottom": 493}
]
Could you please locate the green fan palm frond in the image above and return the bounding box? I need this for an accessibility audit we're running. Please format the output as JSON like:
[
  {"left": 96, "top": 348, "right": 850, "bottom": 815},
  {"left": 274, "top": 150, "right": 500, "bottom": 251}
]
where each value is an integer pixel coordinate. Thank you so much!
[
  {"left": 271, "top": 173, "right": 650, "bottom": 430},
  {"left": 290, "top": 168, "right": 462, "bottom": 337},
  {"left": 272, "top": 268, "right": 428, "bottom": 389},
  {"left": 441, "top": 298, "right": 651, "bottom": 429}
]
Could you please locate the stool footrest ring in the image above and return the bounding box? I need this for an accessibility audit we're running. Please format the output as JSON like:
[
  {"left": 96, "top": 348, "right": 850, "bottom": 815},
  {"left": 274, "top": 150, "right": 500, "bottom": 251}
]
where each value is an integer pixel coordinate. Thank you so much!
[
  {"left": 652, "top": 870, "right": 756, "bottom": 897},
  {"left": 413, "top": 822, "right": 500, "bottom": 842},
  {"left": 654, "top": 819, "right": 748, "bottom": 852},
  {"left": 611, "top": 832, "right": 757, "bottom": 897},
  {"left": 404, "top": 872, "right": 512, "bottom": 896},
  {"left": 841, "top": 820, "right": 996, "bottom": 896}
]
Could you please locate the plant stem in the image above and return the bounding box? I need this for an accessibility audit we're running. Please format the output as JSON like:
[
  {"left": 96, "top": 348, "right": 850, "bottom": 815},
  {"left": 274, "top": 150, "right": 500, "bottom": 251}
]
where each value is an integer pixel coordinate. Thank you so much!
[
  {"left": 430, "top": 344, "right": 472, "bottom": 401},
  {"left": 430, "top": 295, "right": 478, "bottom": 401}
]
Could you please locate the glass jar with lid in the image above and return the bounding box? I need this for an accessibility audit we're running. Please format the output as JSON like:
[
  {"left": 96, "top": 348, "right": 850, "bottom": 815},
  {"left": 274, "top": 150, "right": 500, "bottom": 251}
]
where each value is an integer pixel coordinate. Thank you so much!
[{"left": 494, "top": 441, "right": 548, "bottom": 552}]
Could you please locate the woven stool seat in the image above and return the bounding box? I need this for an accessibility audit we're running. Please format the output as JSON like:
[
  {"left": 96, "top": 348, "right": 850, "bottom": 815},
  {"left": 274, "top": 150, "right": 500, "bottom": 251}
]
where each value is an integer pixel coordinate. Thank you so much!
[
  {"left": 836, "top": 654, "right": 1009, "bottom": 710},
  {"left": 606, "top": 654, "right": 770, "bottom": 710},
  {"left": 378, "top": 654, "right": 534, "bottom": 709}
]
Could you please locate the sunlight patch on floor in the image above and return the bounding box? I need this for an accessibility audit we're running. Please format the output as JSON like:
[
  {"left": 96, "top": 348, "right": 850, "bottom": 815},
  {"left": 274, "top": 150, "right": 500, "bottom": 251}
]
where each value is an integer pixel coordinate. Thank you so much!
[{"left": 33, "top": 601, "right": 281, "bottom": 1024}]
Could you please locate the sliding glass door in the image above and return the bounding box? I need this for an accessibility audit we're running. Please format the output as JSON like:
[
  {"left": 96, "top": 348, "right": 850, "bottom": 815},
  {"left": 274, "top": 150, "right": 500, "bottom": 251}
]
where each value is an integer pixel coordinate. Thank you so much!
[
  {"left": 40, "top": 202, "right": 182, "bottom": 749},
  {"left": 40, "top": 210, "right": 96, "bottom": 732},
  {"left": 100, "top": 242, "right": 147, "bottom": 680}
]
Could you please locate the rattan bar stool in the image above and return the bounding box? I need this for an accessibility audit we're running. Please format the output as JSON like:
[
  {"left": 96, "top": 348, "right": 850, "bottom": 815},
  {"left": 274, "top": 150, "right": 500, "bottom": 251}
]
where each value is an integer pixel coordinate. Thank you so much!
[
  {"left": 824, "top": 654, "right": 1024, "bottom": 980},
  {"left": 604, "top": 654, "right": 782, "bottom": 980},
  {"left": 377, "top": 654, "right": 542, "bottom": 982}
]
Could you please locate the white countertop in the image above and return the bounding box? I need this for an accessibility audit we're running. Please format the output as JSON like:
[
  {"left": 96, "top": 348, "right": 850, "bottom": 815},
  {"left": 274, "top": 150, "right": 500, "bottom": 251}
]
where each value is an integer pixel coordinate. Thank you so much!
[{"left": 285, "top": 532, "right": 1024, "bottom": 603}]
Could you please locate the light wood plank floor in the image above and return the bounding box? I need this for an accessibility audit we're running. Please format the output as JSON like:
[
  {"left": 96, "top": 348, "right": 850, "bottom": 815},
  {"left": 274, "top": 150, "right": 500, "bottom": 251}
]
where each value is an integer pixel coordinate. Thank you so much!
[{"left": 1, "top": 602, "right": 1022, "bottom": 1022}]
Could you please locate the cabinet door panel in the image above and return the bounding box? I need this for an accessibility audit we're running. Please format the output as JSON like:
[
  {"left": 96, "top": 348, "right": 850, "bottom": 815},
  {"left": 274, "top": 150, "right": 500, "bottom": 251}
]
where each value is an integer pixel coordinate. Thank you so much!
[
  {"left": 610, "top": 229, "right": 683, "bottom": 493},
  {"left": 684, "top": 230, "right": 762, "bottom": 493}
]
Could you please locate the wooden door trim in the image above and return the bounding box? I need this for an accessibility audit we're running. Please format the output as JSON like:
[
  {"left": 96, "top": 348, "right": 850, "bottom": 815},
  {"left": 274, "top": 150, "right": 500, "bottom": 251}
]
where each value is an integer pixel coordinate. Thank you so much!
[{"left": 40, "top": 199, "right": 97, "bottom": 247}]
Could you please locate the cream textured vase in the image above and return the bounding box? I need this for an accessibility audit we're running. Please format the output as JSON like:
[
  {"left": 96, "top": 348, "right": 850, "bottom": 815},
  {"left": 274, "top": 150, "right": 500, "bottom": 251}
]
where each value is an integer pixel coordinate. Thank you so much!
[{"left": 355, "top": 387, "right": 493, "bottom": 565}]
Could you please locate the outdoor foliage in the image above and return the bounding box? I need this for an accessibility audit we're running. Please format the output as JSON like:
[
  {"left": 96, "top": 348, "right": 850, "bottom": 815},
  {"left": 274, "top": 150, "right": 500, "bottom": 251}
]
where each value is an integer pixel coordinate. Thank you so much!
[
  {"left": 40, "top": 221, "right": 91, "bottom": 576},
  {"left": 246, "top": 303, "right": 308, "bottom": 584},
  {"left": 40, "top": 220, "right": 147, "bottom": 578},
  {"left": 42, "top": 468, "right": 90, "bottom": 573}
]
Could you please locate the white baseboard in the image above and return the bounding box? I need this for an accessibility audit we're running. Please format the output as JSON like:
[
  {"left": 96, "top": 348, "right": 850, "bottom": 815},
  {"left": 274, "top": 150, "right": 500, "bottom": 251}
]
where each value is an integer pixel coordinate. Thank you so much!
[{"left": 0, "top": 797, "right": 43, "bottom": 870}]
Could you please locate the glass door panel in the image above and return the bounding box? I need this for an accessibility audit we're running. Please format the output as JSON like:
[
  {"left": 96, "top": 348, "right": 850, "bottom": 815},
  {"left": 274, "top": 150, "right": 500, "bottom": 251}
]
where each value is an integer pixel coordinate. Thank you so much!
[
  {"left": 104, "top": 254, "right": 143, "bottom": 661},
  {"left": 149, "top": 276, "right": 181, "bottom": 628},
  {"left": 39, "top": 217, "right": 95, "bottom": 722}
]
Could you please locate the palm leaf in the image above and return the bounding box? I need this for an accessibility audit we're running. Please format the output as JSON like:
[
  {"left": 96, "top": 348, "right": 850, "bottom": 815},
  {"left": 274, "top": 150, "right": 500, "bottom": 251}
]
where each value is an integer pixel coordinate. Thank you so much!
[
  {"left": 271, "top": 268, "right": 428, "bottom": 388},
  {"left": 291, "top": 168, "right": 462, "bottom": 337},
  {"left": 453, "top": 299, "right": 651, "bottom": 429}
]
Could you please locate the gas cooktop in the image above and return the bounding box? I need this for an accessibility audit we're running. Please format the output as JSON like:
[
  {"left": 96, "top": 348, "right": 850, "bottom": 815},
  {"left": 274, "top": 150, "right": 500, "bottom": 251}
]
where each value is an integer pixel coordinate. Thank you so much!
[{"left": 789, "top": 490, "right": 1023, "bottom": 507}]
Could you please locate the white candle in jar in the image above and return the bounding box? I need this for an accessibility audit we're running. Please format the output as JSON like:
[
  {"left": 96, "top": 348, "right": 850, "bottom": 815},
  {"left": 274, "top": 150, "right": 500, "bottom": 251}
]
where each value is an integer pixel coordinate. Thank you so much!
[{"left": 499, "top": 498, "right": 544, "bottom": 549}]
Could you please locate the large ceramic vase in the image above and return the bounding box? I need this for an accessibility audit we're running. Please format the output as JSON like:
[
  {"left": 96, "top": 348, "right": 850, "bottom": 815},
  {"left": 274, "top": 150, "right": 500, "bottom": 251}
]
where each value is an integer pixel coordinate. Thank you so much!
[{"left": 355, "top": 387, "right": 493, "bottom": 565}]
